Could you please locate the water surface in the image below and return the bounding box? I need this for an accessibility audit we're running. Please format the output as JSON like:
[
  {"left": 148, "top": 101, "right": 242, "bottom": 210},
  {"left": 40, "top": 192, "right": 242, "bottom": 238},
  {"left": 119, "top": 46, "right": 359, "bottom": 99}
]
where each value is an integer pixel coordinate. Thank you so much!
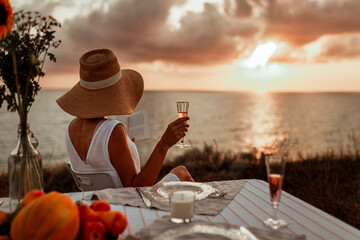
[{"left": 1, "top": 90, "right": 359, "bottom": 171}]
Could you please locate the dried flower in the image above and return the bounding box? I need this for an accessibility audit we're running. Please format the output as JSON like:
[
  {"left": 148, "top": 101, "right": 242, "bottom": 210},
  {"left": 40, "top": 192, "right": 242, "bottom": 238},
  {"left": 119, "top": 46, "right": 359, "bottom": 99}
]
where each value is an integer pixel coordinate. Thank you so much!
[
  {"left": 0, "top": 0, "right": 15, "bottom": 39},
  {"left": 0, "top": 5, "right": 61, "bottom": 208},
  {"left": 0, "top": 11, "right": 61, "bottom": 119}
]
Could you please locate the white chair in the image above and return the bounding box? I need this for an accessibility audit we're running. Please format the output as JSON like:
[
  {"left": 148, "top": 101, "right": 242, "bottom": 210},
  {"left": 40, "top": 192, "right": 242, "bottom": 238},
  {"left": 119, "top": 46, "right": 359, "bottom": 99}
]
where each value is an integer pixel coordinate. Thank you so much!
[{"left": 67, "top": 162, "right": 122, "bottom": 191}]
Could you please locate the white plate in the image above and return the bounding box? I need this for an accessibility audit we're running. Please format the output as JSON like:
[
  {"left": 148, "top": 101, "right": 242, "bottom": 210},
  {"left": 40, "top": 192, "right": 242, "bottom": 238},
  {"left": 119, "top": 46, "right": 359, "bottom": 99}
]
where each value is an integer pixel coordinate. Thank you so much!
[
  {"left": 155, "top": 182, "right": 216, "bottom": 200},
  {"left": 153, "top": 224, "right": 245, "bottom": 240}
]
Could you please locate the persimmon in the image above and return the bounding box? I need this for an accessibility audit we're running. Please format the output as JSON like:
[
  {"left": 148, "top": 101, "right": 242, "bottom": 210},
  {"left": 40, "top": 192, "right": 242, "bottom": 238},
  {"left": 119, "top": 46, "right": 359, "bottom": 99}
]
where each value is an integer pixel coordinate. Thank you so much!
[
  {"left": 90, "top": 200, "right": 111, "bottom": 212},
  {"left": 98, "top": 210, "right": 127, "bottom": 237},
  {"left": 0, "top": 212, "right": 7, "bottom": 225},
  {"left": 22, "top": 189, "right": 45, "bottom": 207},
  {"left": 78, "top": 204, "right": 98, "bottom": 223},
  {"left": 79, "top": 221, "right": 107, "bottom": 240}
]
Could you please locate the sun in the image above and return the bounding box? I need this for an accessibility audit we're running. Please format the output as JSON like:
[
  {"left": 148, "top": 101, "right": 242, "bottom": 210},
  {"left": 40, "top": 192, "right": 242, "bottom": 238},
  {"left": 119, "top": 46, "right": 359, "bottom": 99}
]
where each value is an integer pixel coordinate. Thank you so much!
[{"left": 242, "top": 42, "right": 278, "bottom": 69}]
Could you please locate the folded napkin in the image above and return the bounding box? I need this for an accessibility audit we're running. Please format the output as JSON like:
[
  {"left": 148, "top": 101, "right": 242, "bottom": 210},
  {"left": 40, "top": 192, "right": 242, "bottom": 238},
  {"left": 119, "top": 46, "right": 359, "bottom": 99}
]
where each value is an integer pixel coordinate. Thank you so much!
[
  {"left": 84, "top": 180, "right": 247, "bottom": 215},
  {"left": 84, "top": 187, "right": 145, "bottom": 207},
  {"left": 122, "top": 216, "right": 306, "bottom": 240}
]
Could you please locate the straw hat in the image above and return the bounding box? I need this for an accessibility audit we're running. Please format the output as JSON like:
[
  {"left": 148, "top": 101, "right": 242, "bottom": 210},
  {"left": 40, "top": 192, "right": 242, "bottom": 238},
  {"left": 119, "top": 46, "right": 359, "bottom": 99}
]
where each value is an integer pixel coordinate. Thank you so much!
[{"left": 56, "top": 49, "right": 144, "bottom": 118}]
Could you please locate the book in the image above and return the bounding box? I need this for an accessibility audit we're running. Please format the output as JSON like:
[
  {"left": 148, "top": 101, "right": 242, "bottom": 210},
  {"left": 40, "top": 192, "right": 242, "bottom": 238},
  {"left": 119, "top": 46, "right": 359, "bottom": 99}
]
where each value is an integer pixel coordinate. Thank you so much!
[{"left": 108, "top": 110, "right": 150, "bottom": 142}]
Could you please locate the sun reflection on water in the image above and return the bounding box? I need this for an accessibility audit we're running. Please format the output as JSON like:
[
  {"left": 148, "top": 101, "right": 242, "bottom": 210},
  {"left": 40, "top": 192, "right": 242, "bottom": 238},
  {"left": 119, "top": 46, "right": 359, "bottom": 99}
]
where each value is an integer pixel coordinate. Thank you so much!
[{"left": 244, "top": 92, "right": 281, "bottom": 153}]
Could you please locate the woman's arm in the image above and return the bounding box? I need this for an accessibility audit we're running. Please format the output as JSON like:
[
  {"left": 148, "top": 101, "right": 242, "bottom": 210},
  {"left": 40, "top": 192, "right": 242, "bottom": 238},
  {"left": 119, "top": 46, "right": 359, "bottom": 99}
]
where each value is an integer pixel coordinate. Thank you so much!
[{"left": 108, "top": 117, "right": 189, "bottom": 187}]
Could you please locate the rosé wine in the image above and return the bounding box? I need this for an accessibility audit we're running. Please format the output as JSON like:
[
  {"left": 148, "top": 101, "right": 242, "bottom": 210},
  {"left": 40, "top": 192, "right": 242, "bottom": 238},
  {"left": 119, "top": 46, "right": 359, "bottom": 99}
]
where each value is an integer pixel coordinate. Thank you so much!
[
  {"left": 176, "top": 102, "right": 190, "bottom": 148},
  {"left": 268, "top": 174, "right": 283, "bottom": 203},
  {"left": 178, "top": 112, "right": 188, "bottom": 118}
]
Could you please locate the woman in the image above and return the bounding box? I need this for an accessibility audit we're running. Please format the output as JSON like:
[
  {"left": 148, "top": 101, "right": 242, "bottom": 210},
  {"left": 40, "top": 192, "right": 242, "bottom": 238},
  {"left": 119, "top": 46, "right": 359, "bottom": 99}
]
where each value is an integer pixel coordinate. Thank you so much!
[{"left": 57, "top": 49, "right": 194, "bottom": 187}]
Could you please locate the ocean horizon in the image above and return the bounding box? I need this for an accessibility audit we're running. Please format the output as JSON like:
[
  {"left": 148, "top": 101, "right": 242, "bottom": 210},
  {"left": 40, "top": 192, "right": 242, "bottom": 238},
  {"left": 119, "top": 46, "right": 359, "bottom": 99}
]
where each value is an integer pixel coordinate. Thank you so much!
[{"left": 1, "top": 90, "right": 360, "bottom": 172}]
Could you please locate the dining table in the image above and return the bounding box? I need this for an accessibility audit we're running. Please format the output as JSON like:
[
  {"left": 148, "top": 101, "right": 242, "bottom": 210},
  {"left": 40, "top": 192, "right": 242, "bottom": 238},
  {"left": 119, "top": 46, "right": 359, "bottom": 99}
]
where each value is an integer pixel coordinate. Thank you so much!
[{"left": 1, "top": 179, "right": 359, "bottom": 240}]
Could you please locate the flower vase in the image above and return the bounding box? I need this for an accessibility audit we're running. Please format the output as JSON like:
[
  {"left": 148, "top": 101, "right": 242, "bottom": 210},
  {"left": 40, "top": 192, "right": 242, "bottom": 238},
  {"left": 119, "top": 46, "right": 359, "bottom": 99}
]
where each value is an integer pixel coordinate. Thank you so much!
[{"left": 8, "top": 123, "right": 43, "bottom": 211}]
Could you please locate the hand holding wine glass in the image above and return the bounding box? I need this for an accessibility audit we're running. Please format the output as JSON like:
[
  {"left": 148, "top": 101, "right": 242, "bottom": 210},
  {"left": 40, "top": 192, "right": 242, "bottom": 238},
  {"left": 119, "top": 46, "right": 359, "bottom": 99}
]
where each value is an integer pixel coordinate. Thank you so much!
[
  {"left": 176, "top": 101, "right": 190, "bottom": 148},
  {"left": 264, "top": 154, "right": 287, "bottom": 230}
]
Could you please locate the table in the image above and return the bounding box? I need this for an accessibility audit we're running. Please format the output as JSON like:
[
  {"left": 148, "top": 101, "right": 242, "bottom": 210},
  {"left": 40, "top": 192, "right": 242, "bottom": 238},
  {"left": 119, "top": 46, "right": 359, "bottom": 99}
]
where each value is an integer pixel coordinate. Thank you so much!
[
  {"left": 66, "top": 179, "right": 360, "bottom": 240},
  {"left": 2, "top": 179, "right": 360, "bottom": 239}
]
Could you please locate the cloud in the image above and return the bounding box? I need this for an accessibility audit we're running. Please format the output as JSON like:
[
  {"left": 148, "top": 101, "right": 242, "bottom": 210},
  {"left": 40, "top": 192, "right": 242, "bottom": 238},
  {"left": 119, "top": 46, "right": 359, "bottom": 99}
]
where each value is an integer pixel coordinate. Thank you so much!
[
  {"left": 315, "top": 34, "right": 360, "bottom": 62},
  {"left": 13, "top": 0, "right": 71, "bottom": 16},
  {"left": 46, "top": 0, "right": 260, "bottom": 74},
  {"left": 263, "top": 0, "right": 360, "bottom": 46},
  {"left": 224, "top": 0, "right": 252, "bottom": 18},
  {"left": 269, "top": 45, "right": 308, "bottom": 64},
  {"left": 269, "top": 33, "right": 360, "bottom": 64},
  {"left": 14, "top": 0, "right": 360, "bottom": 75},
  {"left": 147, "top": 3, "right": 259, "bottom": 64}
]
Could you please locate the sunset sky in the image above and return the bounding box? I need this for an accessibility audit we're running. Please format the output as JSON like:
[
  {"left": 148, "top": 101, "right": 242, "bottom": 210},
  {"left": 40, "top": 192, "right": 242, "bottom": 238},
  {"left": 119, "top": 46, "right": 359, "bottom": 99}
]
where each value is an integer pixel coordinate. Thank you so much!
[{"left": 10, "top": 0, "right": 360, "bottom": 92}]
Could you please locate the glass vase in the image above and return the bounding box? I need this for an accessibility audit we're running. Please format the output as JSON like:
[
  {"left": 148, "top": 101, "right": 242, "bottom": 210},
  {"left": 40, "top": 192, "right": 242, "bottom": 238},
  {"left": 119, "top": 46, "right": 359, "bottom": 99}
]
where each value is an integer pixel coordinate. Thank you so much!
[{"left": 8, "top": 123, "right": 43, "bottom": 211}]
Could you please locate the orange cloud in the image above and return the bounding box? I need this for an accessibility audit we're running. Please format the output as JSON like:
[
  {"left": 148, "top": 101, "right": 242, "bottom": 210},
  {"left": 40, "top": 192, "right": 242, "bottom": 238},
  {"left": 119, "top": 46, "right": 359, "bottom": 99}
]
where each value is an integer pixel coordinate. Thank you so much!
[
  {"left": 315, "top": 34, "right": 360, "bottom": 62},
  {"left": 225, "top": 0, "right": 252, "bottom": 18},
  {"left": 15, "top": 0, "right": 360, "bottom": 74},
  {"left": 263, "top": 0, "right": 360, "bottom": 46},
  {"left": 269, "top": 46, "right": 308, "bottom": 64},
  {"left": 57, "top": 1, "right": 259, "bottom": 69}
]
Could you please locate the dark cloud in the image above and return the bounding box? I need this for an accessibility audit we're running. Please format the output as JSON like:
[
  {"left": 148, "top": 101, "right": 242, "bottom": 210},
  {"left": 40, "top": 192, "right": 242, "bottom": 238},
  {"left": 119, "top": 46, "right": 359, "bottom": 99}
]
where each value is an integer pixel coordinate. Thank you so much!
[
  {"left": 54, "top": 0, "right": 184, "bottom": 71},
  {"left": 145, "top": 3, "right": 259, "bottom": 64},
  {"left": 60, "top": 0, "right": 258, "bottom": 64},
  {"left": 48, "top": 0, "right": 260, "bottom": 74},
  {"left": 263, "top": 0, "right": 360, "bottom": 46},
  {"left": 27, "top": 0, "right": 360, "bottom": 74},
  {"left": 225, "top": 0, "right": 252, "bottom": 18}
]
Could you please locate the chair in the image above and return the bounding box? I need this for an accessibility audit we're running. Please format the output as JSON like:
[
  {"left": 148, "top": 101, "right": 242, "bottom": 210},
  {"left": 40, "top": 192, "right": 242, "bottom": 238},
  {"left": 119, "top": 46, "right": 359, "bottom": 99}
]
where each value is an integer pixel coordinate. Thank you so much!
[{"left": 67, "top": 162, "right": 122, "bottom": 191}]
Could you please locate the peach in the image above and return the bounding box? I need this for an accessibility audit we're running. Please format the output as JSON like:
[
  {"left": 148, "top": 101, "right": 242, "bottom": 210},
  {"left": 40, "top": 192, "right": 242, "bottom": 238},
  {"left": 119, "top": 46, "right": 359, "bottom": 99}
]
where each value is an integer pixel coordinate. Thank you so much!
[
  {"left": 90, "top": 200, "right": 111, "bottom": 212},
  {"left": 78, "top": 204, "right": 97, "bottom": 223},
  {"left": 21, "top": 189, "right": 45, "bottom": 207},
  {"left": 79, "top": 221, "right": 107, "bottom": 240},
  {"left": 0, "top": 212, "right": 7, "bottom": 225},
  {"left": 98, "top": 210, "right": 127, "bottom": 237}
]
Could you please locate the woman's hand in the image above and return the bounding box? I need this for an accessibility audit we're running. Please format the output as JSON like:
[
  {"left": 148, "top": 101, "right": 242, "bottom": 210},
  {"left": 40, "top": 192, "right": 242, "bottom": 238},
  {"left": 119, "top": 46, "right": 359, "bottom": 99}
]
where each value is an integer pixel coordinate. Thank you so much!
[{"left": 160, "top": 117, "right": 189, "bottom": 150}]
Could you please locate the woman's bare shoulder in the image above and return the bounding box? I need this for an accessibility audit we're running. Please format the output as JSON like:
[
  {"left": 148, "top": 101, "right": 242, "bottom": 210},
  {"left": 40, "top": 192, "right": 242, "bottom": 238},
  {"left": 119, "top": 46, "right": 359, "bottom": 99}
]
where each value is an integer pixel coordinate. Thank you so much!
[{"left": 109, "top": 122, "right": 127, "bottom": 142}]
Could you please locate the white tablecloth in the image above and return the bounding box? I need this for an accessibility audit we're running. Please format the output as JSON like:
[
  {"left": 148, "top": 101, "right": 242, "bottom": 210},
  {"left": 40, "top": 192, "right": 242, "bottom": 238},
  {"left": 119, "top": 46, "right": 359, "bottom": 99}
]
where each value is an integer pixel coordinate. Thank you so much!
[{"left": 2, "top": 179, "right": 359, "bottom": 240}]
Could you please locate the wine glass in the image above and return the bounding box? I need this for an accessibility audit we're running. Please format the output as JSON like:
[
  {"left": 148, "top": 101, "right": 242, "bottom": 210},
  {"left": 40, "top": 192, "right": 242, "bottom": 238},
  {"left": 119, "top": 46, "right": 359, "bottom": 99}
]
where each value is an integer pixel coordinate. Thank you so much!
[
  {"left": 176, "top": 101, "right": 190, "bottom": 148},
  {"left": 264, "top": 154, "right": 287, "bottom": 229}
]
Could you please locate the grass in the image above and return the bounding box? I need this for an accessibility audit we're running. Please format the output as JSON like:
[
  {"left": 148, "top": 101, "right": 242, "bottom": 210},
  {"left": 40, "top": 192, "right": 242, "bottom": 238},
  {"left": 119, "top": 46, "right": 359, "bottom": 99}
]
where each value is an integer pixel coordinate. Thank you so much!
[
  {"left": 157, "top": 144, "right": 360, "bottom": 229},
  {"left": 0, "top": 144, "right": 359, "bottom": 229},
  {"left": 0, "top": 163, "right": 78, "bottom": 198}
]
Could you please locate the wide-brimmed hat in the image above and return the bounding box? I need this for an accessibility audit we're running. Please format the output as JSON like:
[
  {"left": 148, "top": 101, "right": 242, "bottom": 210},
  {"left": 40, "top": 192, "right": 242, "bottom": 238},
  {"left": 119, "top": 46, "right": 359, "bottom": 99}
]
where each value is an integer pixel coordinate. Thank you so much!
[{"left": 56, "top": 49, "right": 144, "bottom": 118}]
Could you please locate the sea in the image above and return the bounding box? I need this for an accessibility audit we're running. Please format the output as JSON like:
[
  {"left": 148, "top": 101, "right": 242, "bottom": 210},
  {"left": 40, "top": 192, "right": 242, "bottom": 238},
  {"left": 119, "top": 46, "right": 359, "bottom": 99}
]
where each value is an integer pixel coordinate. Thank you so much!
[{"left": 1, "top": 90, "right": 360, "bottom": 172}]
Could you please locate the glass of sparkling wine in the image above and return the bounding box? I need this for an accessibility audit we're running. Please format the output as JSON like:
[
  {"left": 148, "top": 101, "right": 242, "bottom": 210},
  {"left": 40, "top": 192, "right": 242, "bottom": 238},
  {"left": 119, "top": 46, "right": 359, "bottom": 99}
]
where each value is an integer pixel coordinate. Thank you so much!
[
  {"left": 176, "top": 101, "right": 190, "bottom": 148},
  {"left": 264, "top": 154, "right": 287, "bottom": 229}
]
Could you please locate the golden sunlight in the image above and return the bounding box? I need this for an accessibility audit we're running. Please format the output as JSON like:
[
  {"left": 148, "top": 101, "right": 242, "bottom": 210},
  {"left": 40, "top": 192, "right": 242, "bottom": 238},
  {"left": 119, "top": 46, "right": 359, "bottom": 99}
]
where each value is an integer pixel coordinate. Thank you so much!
[{"left": 242, "top": 42, "right": 278, "bottom": 69}]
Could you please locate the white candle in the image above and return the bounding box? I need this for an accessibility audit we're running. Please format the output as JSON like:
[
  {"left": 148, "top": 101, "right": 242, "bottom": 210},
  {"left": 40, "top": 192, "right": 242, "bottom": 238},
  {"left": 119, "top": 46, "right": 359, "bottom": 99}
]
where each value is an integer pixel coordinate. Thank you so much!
[{"left": 170, "top": 191, "right": 195, "bottom": 223}]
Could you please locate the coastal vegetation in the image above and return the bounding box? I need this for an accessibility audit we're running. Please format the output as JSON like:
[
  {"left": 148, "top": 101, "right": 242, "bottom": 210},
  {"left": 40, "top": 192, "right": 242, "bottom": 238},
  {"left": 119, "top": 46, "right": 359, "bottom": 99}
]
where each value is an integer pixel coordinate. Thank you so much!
[
  {"left": 159, "top": 144, "right": 360, "bottom": 229},
  {"left": 0, "top": 143, "right": 359, "bottom": 229}
]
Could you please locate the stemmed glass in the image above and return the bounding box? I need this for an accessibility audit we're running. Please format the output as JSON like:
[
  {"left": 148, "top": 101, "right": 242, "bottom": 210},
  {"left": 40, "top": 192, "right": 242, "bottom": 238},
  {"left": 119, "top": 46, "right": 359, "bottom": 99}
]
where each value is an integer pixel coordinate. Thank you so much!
[
  {"left": 176, "top": 101, "right": 190, "bottom": 148},
  {"left": 264, "top": 154, "right": 287, "bottom": 229}
]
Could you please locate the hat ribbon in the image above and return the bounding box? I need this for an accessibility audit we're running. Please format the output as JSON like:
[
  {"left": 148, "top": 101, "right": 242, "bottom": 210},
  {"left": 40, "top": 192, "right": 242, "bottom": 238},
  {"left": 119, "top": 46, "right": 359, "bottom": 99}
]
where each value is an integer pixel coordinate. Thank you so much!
[{"left": 80, "top": 71, "right": 122, "bottom": 90}]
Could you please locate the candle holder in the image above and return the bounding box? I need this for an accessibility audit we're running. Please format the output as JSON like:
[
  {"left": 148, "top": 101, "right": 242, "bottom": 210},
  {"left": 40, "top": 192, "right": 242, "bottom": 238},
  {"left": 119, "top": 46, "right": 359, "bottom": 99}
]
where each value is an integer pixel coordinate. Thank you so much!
[{"left": 170, "top": 190, "right": 195, "bottom": 223}]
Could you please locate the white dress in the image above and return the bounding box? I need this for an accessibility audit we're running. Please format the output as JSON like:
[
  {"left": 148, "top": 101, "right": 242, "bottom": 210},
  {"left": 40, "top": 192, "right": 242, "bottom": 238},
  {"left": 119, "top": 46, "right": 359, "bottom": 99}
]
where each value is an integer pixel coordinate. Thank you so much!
[{"left": 66, "top": 119, "right": 178, "bottom": 187}]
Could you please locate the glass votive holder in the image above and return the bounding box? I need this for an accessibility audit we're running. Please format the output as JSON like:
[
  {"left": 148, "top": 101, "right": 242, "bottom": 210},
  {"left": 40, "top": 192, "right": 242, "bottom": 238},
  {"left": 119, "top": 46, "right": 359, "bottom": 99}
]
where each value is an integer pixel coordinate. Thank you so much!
[{"left": 170, "top": 190, "right": 195, "bottom": 223}]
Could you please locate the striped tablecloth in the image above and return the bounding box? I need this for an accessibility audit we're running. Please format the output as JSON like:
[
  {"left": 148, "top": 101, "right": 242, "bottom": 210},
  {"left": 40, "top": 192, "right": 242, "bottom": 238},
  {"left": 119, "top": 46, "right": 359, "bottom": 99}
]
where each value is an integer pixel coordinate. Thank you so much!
[
  {"left": 1, "top": 179, "right": 359, "bottom": 239},
  {"left": 63, "top": 179, "right": 360, "bottom": 240}
]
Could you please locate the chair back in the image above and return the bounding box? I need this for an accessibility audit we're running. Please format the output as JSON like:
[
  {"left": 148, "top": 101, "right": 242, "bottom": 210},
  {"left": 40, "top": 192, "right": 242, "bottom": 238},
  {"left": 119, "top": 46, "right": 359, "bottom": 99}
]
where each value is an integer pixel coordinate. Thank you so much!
[{"left": 67, "top": 162, "right": 122, "bottom": 191}]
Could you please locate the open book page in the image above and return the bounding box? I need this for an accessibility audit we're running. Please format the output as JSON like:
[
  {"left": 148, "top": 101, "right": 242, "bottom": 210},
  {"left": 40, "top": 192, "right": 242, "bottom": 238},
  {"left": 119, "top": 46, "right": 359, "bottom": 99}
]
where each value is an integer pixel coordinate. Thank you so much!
[
  {"left": 108, "top": 110, "right": 150, "bottom": 143},
  {"left": 128, "top": 110, "right": 150, "bottom": 142}
]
